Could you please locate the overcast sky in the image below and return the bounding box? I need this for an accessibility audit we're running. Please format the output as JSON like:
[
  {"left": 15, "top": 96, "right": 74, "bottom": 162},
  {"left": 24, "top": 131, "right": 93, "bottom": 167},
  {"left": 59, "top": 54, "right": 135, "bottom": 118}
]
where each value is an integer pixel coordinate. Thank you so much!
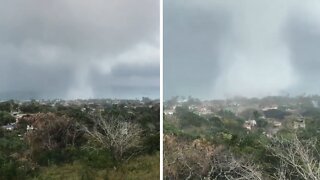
[
  {"left": 0, "top": 0, "right": 159, "bottom": 100},
  {"left": 164, "top": 0, "right": 320, "bottom": 100}
]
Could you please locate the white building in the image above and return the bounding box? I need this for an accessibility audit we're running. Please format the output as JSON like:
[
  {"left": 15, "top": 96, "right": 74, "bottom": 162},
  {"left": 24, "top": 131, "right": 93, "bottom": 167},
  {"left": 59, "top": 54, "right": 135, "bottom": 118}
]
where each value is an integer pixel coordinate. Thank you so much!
[
  {"left": 243, "top": 120, "right": 257, "bottom": 130},
  {"left": 27, "top": 125, "right": 35, "bottom": 131},
  {"left": 2, "top": 124, "right": 14, "bottom": 131}
]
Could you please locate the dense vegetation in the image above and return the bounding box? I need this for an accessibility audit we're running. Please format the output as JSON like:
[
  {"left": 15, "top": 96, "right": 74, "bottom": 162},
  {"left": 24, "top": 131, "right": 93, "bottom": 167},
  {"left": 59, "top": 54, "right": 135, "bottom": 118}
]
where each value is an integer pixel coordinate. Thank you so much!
[
  {"left": 164, "top": 96, "right": 320, "bottom": 179},
  {"left": 0, "top": 99, "right": 159, "bottom": 179}
]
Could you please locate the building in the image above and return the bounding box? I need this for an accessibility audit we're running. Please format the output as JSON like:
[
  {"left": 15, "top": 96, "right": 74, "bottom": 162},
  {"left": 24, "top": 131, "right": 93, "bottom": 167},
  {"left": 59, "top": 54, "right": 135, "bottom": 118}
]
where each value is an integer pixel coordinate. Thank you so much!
[
  {"left": 243, "top": 120, "right": 257, "bottom": 130},
  {"left": 2, "top": 124, "right": 15, "bottom": 131}
]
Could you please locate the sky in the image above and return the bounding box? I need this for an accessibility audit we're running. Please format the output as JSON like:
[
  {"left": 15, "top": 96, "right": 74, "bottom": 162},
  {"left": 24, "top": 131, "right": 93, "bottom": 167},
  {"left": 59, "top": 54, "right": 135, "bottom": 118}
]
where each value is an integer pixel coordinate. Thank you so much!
[
  {"left": 164, "top": 0, "right": 320, "bottom": 100},
  {"left": 0, "top": 0, "right": 159, "bottom": 100}
]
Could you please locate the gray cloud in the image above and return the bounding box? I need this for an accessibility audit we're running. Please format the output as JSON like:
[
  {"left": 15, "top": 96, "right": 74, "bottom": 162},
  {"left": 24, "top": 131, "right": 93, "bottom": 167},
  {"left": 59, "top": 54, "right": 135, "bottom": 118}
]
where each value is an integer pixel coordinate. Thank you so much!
[
  {"left": 164, "top": 0, "right": 231, "bottom": 99},
  {"left": 285, "top": 14, "right": 320, "bottom": 95},
  {"left": 88, "top": 62, "right": 159, "bottom": 99},
  {"left": 0, "top": 0, "right": 159, "bottom": 100},
  {"left": 164, "top": 0, "right": 320, "bottom": 100}
]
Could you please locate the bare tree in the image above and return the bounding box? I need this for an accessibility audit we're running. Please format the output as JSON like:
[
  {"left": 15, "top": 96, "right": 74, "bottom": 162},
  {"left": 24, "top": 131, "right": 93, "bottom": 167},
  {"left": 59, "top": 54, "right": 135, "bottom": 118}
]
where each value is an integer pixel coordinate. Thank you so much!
[
  {"left": 266, "top": 135, "right": 320, "bottom": 180},
  {"left": 85, "top": 116, "right": 143, "bottom": 161},
  {"left": 164, "top": 135, "right": 262, "bottom": 180},
  {"left": 207, "top": 153, "right": 263, "bottom": 180}
]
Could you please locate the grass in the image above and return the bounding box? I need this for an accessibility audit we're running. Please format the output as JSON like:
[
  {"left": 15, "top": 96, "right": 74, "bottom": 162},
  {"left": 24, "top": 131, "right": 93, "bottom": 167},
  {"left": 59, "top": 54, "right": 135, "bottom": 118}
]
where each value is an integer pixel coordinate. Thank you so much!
[
  {"left": 106, "top": 152, "right": 160, "bottom": 180},
  {"left": 31, "top": 152, "right": 160, "bottom": 180}
]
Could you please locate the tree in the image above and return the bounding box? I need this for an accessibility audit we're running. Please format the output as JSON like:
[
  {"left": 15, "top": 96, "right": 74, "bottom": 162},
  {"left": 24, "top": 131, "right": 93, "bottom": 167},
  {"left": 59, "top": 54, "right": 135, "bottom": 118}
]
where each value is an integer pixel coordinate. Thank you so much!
[
  {"left": 175, "top": 107, "right": 208, "bottom": 128},
  {"left": 25, "top": 113, "right": 83, "bottom": 154},
  {"left": 20, "top": 101, "right": 41, "bottom": 113},
  {"left": 0, "top": 101, "right": 13, "bottom": 112},
  {"left": 266, "top": 135, "right": 320, "bottom": 180},
  {"left": 163, "top": 134, "right": 262, "bottom": 179},
  {"left": 239, "top": 108, "right": 260, "bottom": 120},
  {"left": 85, "top": 116, "right": 143, "bottom": 161},
  {"left": 263, "top": 109, "right": 289, "bottom": 119},
  {"left": 207, "top": 153, "right": 263, "bottom": 180},
  {"left": 0, "top": 111, "right": 15, "bottom": 126}
]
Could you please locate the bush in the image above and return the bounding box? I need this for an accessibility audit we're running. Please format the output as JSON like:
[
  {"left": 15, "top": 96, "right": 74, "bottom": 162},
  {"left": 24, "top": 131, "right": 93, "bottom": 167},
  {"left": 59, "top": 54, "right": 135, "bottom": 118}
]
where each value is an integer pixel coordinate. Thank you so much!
[
  {"left": 34, "top": 147, "right": 79, "bottom": 166},
  {"left": 175, "top": 107, "right": 208, "bottom": 128},
  {"left": 80, "top": 148, "right": 115, "bottom": 169},
  {"left": 142, "top": 132, "right": 160, "bottom": 154},
  {"left": 263, "top": 109, "right": 289, "bottom": 119},
  {"left": 106, "top": 152, "right": 160, "bottom": 180},
  {"left": 0, "top": 111, "right": 15, "bottom": 126}
]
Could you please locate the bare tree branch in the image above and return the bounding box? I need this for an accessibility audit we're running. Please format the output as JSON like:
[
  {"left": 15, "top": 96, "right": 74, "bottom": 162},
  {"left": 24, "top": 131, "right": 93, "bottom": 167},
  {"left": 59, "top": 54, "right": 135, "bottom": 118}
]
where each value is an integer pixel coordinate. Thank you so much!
[
  {"left": 266, "top": 135, "right": 320, "bottom": 180},
  {"left": 84, "top": 115, "right": 143, "bottom": 161}
]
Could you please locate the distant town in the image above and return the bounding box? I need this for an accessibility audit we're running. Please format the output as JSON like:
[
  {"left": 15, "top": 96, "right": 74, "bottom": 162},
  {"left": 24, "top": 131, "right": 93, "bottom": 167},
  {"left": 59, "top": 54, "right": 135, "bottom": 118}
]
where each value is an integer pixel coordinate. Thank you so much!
[
  {"left": 164, "top": 95, "right": 320, "bottom": 179},
  {"left": 2, "top": 97, "right": 159, "bottom": 132},
  {"left": 165, "top": 95, "right": 320, "bottom": 138}
]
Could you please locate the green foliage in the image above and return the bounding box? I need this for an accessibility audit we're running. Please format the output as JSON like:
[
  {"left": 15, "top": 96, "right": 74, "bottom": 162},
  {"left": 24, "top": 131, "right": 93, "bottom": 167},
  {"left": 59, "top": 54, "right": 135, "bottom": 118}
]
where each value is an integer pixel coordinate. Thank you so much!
[
  {"left": 0, "top": 131, "right": 30, "bottom": 180},
  {"left": 135, "top": 105, "right": 160, "bottom": 132},
  {"left": 34, "top": 147, "right": 82, "bottom": 166},
  {"left": 175, "top": 107, "right": 209, "bottom": 128},
  {"left": 208, "top": 116, "right": 224, "bottom": 129},
  {"left": 303, "top": 107, "right": 320, "bottom": 121},
  {"left": 33, "top": 162, "right": 96, "bottom": 180},
  {"left": 106, "top": 152, "right": 160, "bottom": 180},
  {"left": 0, "top": 111, "right": 15, "bottom": 126},
  {"left": 263, "top": 109, "right": 289, "bottom": 119},
  {"left": 20, "top": 100, "right": 41, "bottom": 113},
  {"left": 239, "top": 108, "right": 260, "bottom": 119},
  {"left": 0, "top": 101, "right": 13, "bottom": 112},
  {"left": 79, "top": 148, "right": 115, "bottom": 169},
  {"left": 143, "top": 132, "right": 160, "bottom": 154},
  {"left": 221, "top": 118, "right": 246, "bottom": 135},
  {"left": 165, "top": 96, "right": 320, "bottom": 179},
  {"left": 218, "top": 110, "right": 237, "bottom": 119},
  {"left": 277, "top": 128, "right": 295, "bottom": 139},
  {"left": 0, "top": 160, "right": 28, "bottom": 180},
  {"left": 297, "top": 118, "right": 320, "bottom": 141},
  {"left": 56, "top": 106, "right": 93, "bottom": 127},
  {"left": 34, "top": 153, "right": 159, "bottom": 180},
  {"left": 0, "top": 133, "right": 27, "bottom": 154},
  {"left": 256, "top": 118, "right": 268, "bottom": 128},
  {"left": 0, "top": 128, "right": 4, "bottom": 137},
  {"left": 0, "top": 101, "right": 159, "bottom": 179},
  {"left": 164, "top": 120, "right": 182, "bottom": 135}
]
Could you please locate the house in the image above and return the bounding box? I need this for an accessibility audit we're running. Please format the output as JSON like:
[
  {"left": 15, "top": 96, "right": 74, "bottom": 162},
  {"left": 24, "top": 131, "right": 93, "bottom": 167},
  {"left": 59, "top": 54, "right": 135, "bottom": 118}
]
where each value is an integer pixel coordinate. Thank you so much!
[
  {"left": 2, "top": 124, "right": 15, "bottom": 131},
  {"left": 27, "top": 125, "right": 35, "bottom": 131},
  {"left": 164, "top": 109, "right": 174, "bottom": 115},
  {"left": 293, "top": 114, "right": 305, "bottom": 129},
  {"left": 198, "top": 107, "right": 212, "bottom": 115},
  {"left": 11, "top": 111, "right": 19, "bottom": 116},
  {"left": 273, "top": 121, "right": 282, "bottom": 127},
  {"left": 262, "top": 106, "right": 278, "bottom": 111},
  {"left": 243, "top": 120, "right": 257, "bottom": 130},
  {"left": 263, "top": 131, "right": 272, "bottom": 138},
  {"left": 293, "top": 118, "right": 305, "bottom": 129},
  {"left": 188, "top": 105, "right": 197, "bottom": 111}
]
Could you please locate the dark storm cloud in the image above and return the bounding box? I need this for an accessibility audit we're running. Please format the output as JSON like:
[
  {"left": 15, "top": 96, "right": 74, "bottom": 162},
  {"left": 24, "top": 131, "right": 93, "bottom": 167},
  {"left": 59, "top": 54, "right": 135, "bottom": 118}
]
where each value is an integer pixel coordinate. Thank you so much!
[
  {"left": 0, "top": 59, "right": 73, "bottom": 99},
  {"left": 88, "top": 63, "right": 159, "bottom": 99},
  {"left": 111, "top": 63, "right": 159, "bottom": 78},
  {"left": 0, "top": 0, "right": 159, "bottom": 100},
  {"left": 164, "top": 0, "right": 231, "bottom": 99},
  {"left": 164, "top": 0, "right": 320, "bottom": 100}
]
